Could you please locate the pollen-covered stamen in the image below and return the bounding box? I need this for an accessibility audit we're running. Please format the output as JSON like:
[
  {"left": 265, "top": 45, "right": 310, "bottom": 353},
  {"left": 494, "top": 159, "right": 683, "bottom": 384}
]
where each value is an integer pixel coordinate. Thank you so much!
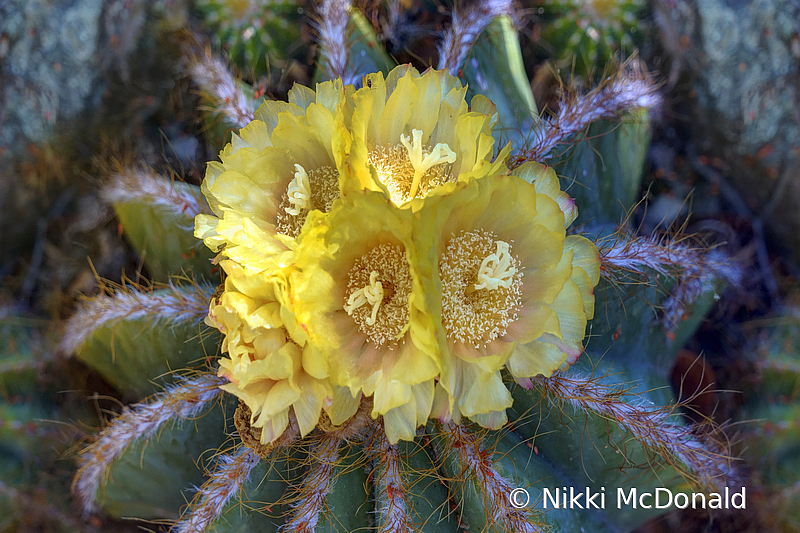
[
  {"left": 286, "top": 164, "right": 312, "bottom": 215},
  {"left": 368, "top": 144, "right": 454, "bottom": 205},
  {"left": 399, "top": 129, "right": 456, "bottom": 199},
  {"left": 440, "top": 230, "right": 523, "bottom": 347},
  {"left": 344, "top": 271, "right": 384, "bottom": 326},
  {"left": 344, "top": 244, "right": 412, "bottom": 347},
  {"left": 276, "top": 164, "right": 340, "bottom": 237},
  {"left": 474, "top": 241, "right": 517, "bottom": 291}
]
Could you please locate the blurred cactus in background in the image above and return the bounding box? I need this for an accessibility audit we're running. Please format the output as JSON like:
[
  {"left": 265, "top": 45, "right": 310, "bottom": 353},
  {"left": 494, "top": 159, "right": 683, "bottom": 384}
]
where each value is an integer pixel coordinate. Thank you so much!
[
  {"left": 55, "top": 1, "right": 749, "bottom": 532},
  {"left": 734, "top": 301, "right": 800, "bottom": 533},
  {"left": 0, "top": 315, "right": 95, "bottom": 533},
  {"left": 528, "top": 0, "right": 646, "bottom": 78},
  {"left": 194, "top": 0, "right": 306, "bottom": 81}
]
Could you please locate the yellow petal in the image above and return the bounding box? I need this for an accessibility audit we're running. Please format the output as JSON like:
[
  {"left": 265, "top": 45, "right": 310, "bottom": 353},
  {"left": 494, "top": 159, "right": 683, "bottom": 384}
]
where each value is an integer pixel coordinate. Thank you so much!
[
  {"left": 549, "top": 279, "right": 588, "bottom": 342},
  {"left": 382, "top": 380, "right": 434, "bottom": 443},
  {"left": 568, "top": 263, "right": 596, "bottom": 320},
  {"left": 431, "top": 381, "right": 460, "bottom": 424},
  {"left": 407, "top": 70, "right": 442, "bottom": 138},
  {"left": 372, "top": 380, "right": 412, "bottom": 415},
  {"left": 565, "top": 235, "right": 601, "bottom": 285},
  {"left": 257, "top": 409, "right": 290, "bottom": 444},
  {"left": 315, "top": 78, "right": 346, "bottom": 112},
  {"left": 254, "top": 99, "right": 304, "bottom": 134},
  {"left": 469, "top": 409, "right": 507, "bottom": 429},
  {"left": 506, "top": 339, "right": 570, "bottom": 378},
  {"left": 288, "top": 83, "right": 316, "bottom": 109},
  {"left": 261, "top": 380, "right": 302, "bottom": 419},
  {"left": 469, "top": 93, "right": 498, "bottom": 124},
  {"left": 325, "top": 386, "right": 361, "bottom": 426},
  {"left": 380, "top": 72, "right": 419, "bottom": 145},
  {"left": 293, "top": 374, "right": 331, "bottom": 436},
  {"left": 237, "top": 120, "right": 272, "bottom": 151},
  {"left": 458, "top": 365, "right": 512, "bottom": 418}
]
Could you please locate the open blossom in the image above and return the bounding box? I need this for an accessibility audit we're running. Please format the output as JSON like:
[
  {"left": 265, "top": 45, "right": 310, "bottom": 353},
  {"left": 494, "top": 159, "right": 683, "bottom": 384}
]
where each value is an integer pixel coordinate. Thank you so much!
[
  {"left": 337, "top": 65, "right": 510, "bottom": 207},
  {"left": 414, "top": 165, "right": 600, "bottom": 428},
  {"left": 196, "top": 65, "right": 601, "bottom": 445},
  {"left": 287, "top": 190, "right": 440, "bottom": 443},
  {"left": 207, "top": 259, "right": 358, "bottom": 443},
  {"left": 194, "top": 79, "right": 352, "bottom": 273}
]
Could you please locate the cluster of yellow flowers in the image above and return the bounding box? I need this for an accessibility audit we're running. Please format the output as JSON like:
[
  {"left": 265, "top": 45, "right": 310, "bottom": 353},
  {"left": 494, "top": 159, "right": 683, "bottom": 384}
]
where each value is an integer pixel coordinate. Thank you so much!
[{"left": 197, "top": 65, "right": 600, "bottom": 444}]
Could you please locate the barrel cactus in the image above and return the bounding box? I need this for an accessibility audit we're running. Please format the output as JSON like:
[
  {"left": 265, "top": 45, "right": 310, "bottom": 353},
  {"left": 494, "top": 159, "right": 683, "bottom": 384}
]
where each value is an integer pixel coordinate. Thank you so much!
[{"left": 65, "top": 1, "right": 739, "bottom": 531}]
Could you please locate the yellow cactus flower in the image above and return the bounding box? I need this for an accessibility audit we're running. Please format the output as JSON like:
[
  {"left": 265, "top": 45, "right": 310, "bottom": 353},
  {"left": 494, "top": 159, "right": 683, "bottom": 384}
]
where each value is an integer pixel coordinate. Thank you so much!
[
  {"left": 288, "top": 190, "right": 440, "bottom": 443},
  {"left": 207, "top": 260, "right": 357, "bottom": 444},
  {"left": 336, "top": 65, "right": 509, "bottom": 207},
  {"left": 195, "top": 79, "right": 353, "bottom": 273},
  {"left": 413, "top": 166, "right": 600, "bottom": 428},
  {"left": 196, "top": 67, "right": 598, "bottom": 444}
]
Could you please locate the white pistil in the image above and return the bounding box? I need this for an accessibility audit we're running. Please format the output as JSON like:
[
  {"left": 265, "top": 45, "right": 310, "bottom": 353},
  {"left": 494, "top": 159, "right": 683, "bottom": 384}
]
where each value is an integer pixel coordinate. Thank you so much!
[
  {"left": 286, "top": 164, "right": 312, "bottom": 215},
  {"left": 474, "top": 241, "right": 516, "bottom": 291},
  {"left": 344, "top": 271, "right": 384, "bottom": 325},
  {"left": 400, "top": 129, "right": 456, "bottom": 199}
]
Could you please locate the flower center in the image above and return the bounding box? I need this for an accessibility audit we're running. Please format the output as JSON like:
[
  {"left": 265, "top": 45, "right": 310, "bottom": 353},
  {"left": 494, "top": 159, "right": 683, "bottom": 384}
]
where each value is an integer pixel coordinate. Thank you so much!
[
  {"left": 285, "top": 164, "right": 311, "bottom": 216},
  {"left": 474, "top": 241, "right": 516, "bottom": 291},
  {"left": 344, "top": 244, "right": 412, "bottom": 347},
  {"left": 276, "top": 163, "right": 340, "bottom": 237},
  {"left": 368, "top": 129, "right": 456, "bottom": 205},
  {"left": 344, "top": 271, "right": 384, "bottom": 326},
  {"left": 439, "top": 230, "right": 523, "bottom": 347}
]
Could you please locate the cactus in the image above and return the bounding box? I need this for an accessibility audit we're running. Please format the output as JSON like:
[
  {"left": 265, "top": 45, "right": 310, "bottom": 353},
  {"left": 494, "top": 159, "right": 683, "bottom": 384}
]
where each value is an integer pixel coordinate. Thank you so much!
[
  {"left": 0, "top": 316, "right": 92, "bottom": 533},
  {"left": 194, "top": 0, "right": 305, "bottom": 80},
  {"left": 735, "top": 304, "right": 800, "bottom": 532},
  {"left": 529, "top": 0, "right": 647, "bottom": 78},
  {"left": 65, "top": 2, "right": 741, "bottom": 532}
]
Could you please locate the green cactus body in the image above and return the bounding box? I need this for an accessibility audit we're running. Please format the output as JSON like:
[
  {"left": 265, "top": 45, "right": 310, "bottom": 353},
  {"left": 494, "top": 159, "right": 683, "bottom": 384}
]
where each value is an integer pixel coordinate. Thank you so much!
[
  {"left": 0, "top": 318, "right": 42, "bottom": 398},
  {"left": 461, "top": 16, "right": 538, "bottom": 133},
  {"left": 548, "top": 111, "right": 651, "bottom": 228},
  {"left": 73, "top": 310, "right": 219, "bottom": 398},
  {"left": 313, "top": 447, "right": 371, "bottom": 531},
  {"left": 98, "top": 409, "right": 231, "bottom": 519},
  {"left": 111, "top": 181, "right": 214, "bottom": 282},
  {"left": 373, "top": 438, "right": 457, "bottom": 533},
  {"left": 209, "top": 457, "right": 292, "bottom": 532}
]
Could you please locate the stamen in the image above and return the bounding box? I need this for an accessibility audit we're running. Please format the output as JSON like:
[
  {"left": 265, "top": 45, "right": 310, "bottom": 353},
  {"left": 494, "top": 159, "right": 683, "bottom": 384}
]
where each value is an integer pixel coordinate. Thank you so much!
[
  {"left": 474, "top": 241, "right": 516, "bottom": 291},
  {"left": 368, "top": 145, "right": 454, "bottom": 205},
  {"left": 440, "top": 230, "right": 522, "bottom": 347},
  {"left": 400, "top": 129, "right": 456, "bottom": 198},
  {"left": 344, "top": 244, "right": 411, "bottom": 346},
  {"left": 344, "top": 271, "right": 384, "bottom": 326},
  {"left": 286, "top": 164, "right": 312, "bottom": 215},
  {"left": 276, "top": 165, "right": 340, "bottom": 238}
]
